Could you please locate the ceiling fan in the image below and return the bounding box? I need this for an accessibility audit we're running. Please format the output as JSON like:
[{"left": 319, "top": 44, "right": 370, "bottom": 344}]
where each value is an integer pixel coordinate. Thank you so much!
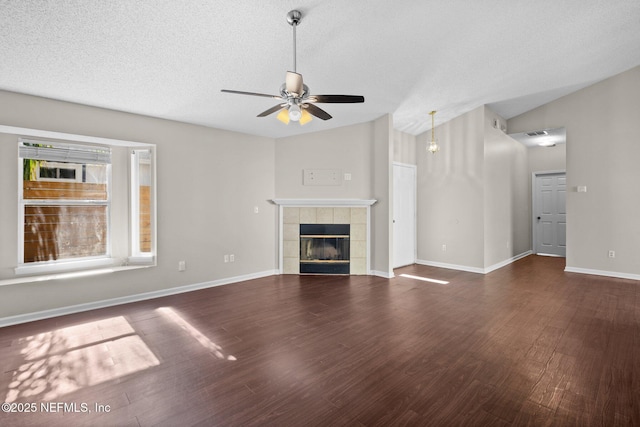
[{"left": 221, "top": 10, "right": 364, "bottom": 125}]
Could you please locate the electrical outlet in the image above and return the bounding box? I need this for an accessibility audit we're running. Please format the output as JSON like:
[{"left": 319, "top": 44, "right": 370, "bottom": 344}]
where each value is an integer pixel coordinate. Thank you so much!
[
  {"left": 178, "top": 260, "right": 186, "bottom": 271},
  {"left": 230, "top": 254, "right": 235, "bottom": 262},
  {"left": 442, "top": 244, "right": 447, "bottom": 252},
  {"left": 224, "top": 254, "right": 229, "bottom": 263},
  {"left": 608, "top": 250, "right": 615, "bottom": 258}
]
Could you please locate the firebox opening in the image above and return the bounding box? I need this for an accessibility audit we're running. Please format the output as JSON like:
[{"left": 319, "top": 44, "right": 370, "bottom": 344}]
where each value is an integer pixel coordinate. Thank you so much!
[{"left": 300, "top": 224, "right": 350, "bottom": 275}]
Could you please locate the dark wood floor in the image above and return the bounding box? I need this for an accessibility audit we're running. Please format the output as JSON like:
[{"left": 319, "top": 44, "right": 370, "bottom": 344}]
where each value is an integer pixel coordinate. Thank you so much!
[{"left": 1, "top": 255, "right": 639, "bottom": 426}]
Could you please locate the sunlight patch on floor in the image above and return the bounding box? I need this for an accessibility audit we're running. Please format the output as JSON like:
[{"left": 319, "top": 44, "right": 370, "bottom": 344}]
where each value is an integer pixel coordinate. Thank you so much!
[
  {"left": 399, "top": 273, "right": 449, "bottom": 285},
  {"left": 4, "top": 316, "right": 159, "bottom": 403},
  {"left": 157, "top": 307, "right": 237, "bottom": 361}
]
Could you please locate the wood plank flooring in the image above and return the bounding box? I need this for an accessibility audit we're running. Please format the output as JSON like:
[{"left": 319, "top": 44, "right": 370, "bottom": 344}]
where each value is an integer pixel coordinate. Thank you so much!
[{"left": 1, "top": 255, "right": 639, "bottom": 426}]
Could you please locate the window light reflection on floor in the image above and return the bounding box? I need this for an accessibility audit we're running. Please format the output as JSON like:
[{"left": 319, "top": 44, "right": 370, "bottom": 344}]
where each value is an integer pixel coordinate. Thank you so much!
[
  {"left": 157, "top": 307, "right": 237, "bottom": 361},
  {"left": 4, "top": 316, "right": 159, "bottom": 403},
  {"left": 399, "top": 273, "right": 449, "bottom": 285}
]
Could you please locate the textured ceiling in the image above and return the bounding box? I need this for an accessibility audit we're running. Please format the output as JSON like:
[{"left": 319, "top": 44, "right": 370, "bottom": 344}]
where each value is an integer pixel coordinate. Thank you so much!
[{"left": 1, "top": 1, "right": 639, "bottom": 139}]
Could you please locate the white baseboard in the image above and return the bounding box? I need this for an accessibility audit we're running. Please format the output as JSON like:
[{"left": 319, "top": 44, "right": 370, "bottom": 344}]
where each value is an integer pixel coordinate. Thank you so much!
[
  {"left": 0, "top": 269, "right": 278, "bottom": 328},
  {"left": 484, "top": 251, "right": 532, "bottom": 274},
  {"left": 564, "top": 266, "right": 640, "bottom": 281},
  {"left": 371, "top": 270, "right": 395, "bottom": 279},
  {"left": 415, "top": 260, "right": 484, "bottom": 274},
  {"left": 416, "top": 251, "right": 532, "bottom": 275}
]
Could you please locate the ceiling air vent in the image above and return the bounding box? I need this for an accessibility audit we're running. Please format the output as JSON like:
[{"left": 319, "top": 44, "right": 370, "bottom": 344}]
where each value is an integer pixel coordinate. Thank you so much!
[{"left": 526, "top": 130, "right": 548, "bottom": 137}]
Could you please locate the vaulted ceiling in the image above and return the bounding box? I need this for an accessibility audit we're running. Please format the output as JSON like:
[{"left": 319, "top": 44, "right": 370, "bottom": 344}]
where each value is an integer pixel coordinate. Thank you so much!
[{"left": 1, "top": 1, "right": 639, "bottom": 139}]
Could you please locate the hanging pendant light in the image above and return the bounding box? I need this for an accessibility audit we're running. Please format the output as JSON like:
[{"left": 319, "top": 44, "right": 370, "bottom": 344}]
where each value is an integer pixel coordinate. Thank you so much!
[{"left": 427, "top": 110, "right": 440, "bottom": 154}]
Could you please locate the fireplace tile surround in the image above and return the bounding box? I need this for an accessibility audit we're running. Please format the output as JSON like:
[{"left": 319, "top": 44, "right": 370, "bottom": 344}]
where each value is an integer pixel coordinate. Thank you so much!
[{"left": 272, "top": 199, "right": 376, "bottom": 275}]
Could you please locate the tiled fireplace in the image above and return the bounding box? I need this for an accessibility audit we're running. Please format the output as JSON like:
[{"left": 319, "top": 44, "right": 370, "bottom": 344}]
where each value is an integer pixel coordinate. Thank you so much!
[{"left": 272, "top": 199, "right": 376, "bottom": 275}]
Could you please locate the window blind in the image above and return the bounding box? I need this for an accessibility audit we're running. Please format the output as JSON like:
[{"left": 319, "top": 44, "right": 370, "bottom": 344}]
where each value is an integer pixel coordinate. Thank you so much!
[{"left": 19, "top": 139, "right": 112, "bottom": 164}]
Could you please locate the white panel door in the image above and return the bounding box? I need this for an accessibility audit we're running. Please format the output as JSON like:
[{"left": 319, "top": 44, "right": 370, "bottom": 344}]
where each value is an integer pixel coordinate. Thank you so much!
[
  {"left": 535, "top": 172, "right": 566, "bottom": 257},
  {"left": 393, "top": 163, "right": 416, "bottom": 268}
]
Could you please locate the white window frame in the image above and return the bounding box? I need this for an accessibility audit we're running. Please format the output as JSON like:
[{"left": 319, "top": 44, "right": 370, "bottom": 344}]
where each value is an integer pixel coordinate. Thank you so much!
[
  {"left": 129, "top": 148, "right": 156, "bottom": 264},
  {"left": 17, "top": 139, "right": 112, "bottom": 275},
  {"left": 2, "top": 125, "right": 157, "bottom": 278}
]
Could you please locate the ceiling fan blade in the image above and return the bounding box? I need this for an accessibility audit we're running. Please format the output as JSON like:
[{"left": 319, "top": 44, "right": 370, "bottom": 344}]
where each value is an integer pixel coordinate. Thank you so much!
[
  {"left": 309, "top": 95, "right": 365, "bottom": 103},
  {"left": 285, "top": 71, "right": 303, "bottom": 96},
  {"left": 221, "top": 89, "right": 281, "bottom": 99},
  {"left": 257, "top": 104, "right": 285, "bottom": 117},
  {"left": 304, "top": 103, "right": 332, "bottom": 120}
]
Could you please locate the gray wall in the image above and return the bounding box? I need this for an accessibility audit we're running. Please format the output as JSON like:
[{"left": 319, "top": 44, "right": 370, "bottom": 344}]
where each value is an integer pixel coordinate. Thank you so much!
[
  {"left": 0, "top": 90, "right": 276, "bottom": 319},
  {"left": 508, "top": 65, "right": 640, "bottom": 276}
]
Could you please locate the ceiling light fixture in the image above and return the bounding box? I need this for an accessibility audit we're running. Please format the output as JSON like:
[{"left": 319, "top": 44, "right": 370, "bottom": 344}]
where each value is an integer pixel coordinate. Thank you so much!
[{"left": 427, "top": 110, "right": 440, "bottom": 154}]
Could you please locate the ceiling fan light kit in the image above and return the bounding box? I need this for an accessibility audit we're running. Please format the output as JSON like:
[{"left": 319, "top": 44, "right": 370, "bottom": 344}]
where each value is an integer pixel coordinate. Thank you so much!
[{"left": 221, "top": 10, "right": 364, "bottom": 126}]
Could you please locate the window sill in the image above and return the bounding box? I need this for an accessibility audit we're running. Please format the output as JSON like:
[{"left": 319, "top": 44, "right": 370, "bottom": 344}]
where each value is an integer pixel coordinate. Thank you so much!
[
  {"left": 3, "top": 262, "right": 155, "bottom": 287},
  {"left": 15, "top": 257, "right": 117, "bottom": 276}
]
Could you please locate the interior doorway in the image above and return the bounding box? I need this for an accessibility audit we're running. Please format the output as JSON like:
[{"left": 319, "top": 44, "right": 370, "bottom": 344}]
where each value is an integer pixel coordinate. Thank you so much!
[
  {"left": 533, "top": 171, "right": 566, "bottom": 257},
  {"left": 393, "top": 162, "right": 416, "bottom": 268}
]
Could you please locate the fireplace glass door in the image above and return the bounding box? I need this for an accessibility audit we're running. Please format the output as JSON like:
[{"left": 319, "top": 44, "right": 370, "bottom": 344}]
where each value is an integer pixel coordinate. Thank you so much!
[{"left": 299, "top": 224, "right": 350, "bottom": 274}]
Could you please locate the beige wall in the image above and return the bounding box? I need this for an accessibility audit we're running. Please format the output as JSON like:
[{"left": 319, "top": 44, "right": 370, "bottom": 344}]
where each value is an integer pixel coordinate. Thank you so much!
[
  {"left": 274, "top": 115, "right": 394, "bottom": 277},
  {"left": 393, "top": 129, "right": 417, "bottom": 165},
  {"left": 416, "top": 106, "right": 530, "bottom": 271},
  {"left": 416, "top": 106, "right": 486, "bottom": 269},
  {"left": 528, "top": 143, "right": 566, "bottom": 174},
  {"left": 508, "top": 66, "right": 640, "bottom": 276},
  {"left": 0, "top": 90, "right": 276, "bottom": 319},
  {"left": 483, "top": 106, "right": 530, "bottom": 267},
  {"left": 275, "top": 122, "right": 373, "bottom": 199}
]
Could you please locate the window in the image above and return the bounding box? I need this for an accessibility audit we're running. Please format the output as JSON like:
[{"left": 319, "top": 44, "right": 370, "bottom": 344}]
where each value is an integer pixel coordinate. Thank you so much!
[
  {"left": 19, "top": 140, "right": 111, "bottom": 265},
  {"left": 130, "top": 148, "right": 154, "bottom": 260},
  {"left": 36, "top": 161, "right": 83, "bottom": 182}
]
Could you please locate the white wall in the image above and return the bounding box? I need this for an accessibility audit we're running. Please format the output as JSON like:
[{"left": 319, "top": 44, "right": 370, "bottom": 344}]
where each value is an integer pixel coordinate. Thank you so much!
[
  {"left": 0, "top": 90, "right": 276, "bottom": 319},
  {"left": 508, "top": 66, "right": 640, "bottom": 277}
]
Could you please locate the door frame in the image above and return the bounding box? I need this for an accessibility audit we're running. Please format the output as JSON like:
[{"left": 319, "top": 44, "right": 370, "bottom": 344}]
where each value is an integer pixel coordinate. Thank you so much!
[
  {"left": 393, "top": 162, "right": 417, "bottom": 268},
  {"left": 531, "top": 170, "right": 566, "bottom": 256}
]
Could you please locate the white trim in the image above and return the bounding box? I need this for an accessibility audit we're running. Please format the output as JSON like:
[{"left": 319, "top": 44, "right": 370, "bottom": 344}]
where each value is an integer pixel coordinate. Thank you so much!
[
  {"left": 564, "top": 266, "right": 640, "bottom": 281},
  {"left": 484, "top": 251, "right": 532, "bottom": 274},
  {"left": 416, "top": 251, "right": 532, "bottom": 274},
  {"left": 0, "top": 124, "right": 151, "bottom": 147},
  {"left": 0, "top": 269, "right": 278, "bottom": 327},
  {"left": 277, "top": 204, "right": 284, "bottom": 274},
  {"left": 416, "top": 259, "right": 485, "bottom": 274},
  {"left": 392, "top": 162, "right": 417, "bottom": 268},
  {"left": 272, "top": 199, "right": 377, "bottom": 207},
  {"left": 371, "top": 270, "right": 395, "bottom": 279},
  {"left": 14, "top": 257, "right": 117, "bottom": 276}
]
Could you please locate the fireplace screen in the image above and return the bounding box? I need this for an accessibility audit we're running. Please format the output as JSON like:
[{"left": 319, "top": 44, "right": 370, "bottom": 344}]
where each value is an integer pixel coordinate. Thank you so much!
[{"left": 300, "top": 224, "right": 350, "bottom": 274}]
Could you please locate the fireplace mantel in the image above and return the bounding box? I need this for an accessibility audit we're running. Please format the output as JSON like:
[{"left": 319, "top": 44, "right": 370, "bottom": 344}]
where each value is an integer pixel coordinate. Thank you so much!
[{"left": 272, "top": 199, "right": 377, "bottom": 207}]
